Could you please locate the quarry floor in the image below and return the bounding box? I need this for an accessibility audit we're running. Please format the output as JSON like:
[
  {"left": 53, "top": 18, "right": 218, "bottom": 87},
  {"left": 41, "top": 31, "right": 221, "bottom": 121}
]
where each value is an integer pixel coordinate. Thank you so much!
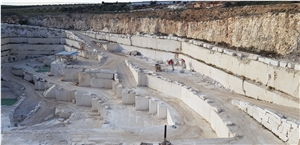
[{"left": 1, "top": 32, "right": 299, "bottom": 144}]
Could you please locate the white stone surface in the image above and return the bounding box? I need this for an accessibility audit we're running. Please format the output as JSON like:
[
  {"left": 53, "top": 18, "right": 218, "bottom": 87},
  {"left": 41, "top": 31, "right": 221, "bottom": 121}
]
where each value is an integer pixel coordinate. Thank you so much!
[
  {"left": 116, "top": 85, "right": 122, "bottom": 98},
  {"left": 23, "top": 71, "right": 33, "bottom": 82},
  {"left": 149, "top": 99, "right": 158, "bottom": 114},
  {"left": 50, "top": 60, "right": 65, "bottom": 77},
  {"left": 55, "top": 87, "right": 75, "bottom": 102},
  {"left": 135, "top": 96, "right": 149, "bottom": 111},
  {"left": 270, "top": 59, "right": 279, "bottom": 66},
  {"left": 122, "top": 91, "right": 135, "bottom": 105},
  {"left": 35, "top": 80, "right": 48, "bottom": 91},
  {"left": 157, "top": 102, "right": 167, "bottom": 119},
  {"left": 91, "top": 97, "right": 101, "bottom": 112},
  {"left": 74, "top": 91, "right": 94, "bottom": 107},
  {"left": 287, "top": 62, "right": 295, "bottom": 69},
  {"left": 62, "top": 68, "right": 82, "bottom": 82},
  {"left": 279, "top": 61, "right": 288, "bottom": 67},
  {"left": 231, "top": 99, "right": 300, "bottom": 143},
  {"left": 90, "top": 78, "right": 112, "bottom": 89}
]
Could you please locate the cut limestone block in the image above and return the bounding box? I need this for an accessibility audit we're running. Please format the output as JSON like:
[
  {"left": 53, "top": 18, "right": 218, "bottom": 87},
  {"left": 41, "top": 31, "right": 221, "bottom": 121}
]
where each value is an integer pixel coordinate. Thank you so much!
[
  {"left": 23, "top": 71, "right": 33, "bottom": 82},
  {"left": 279, "top": 61, "right": 288, "bottom": 67},
  {"left": 97, "top": 100, "right": 104, "bottom": 114},
  {"left": 287, "top": 62, "right": 295, "bottom": 69},
  {"left": 157, "top": 102, "right": 167, "bottom": 119},
  {"left": 294, "top": 63, "right": 300, "bottom": 70},
  {"left": 35, "top": 80, "right": 48, "bottom": 91},
  {"left": 116, "top": 85, "right": 122, "bottom": 98},
  {"left": 122, "top": 91, "right": 135, "bottom": 105},
  {"left": 270, "top": 59, "right": 279, "bottom": 66},
  {"left": 149, "top": 99, "right": 158, "bottom": 114},
  {"left": 75, "top": 91, "right": 94, "bottom": 107},
  {"left": 90, "top": 78, "right": 112, "bottom": 89},
  {"left": 112, "top": 82, "right": 120, "bottom": 94},
  {"left": 92, "top": 97, "right": 100, "bottom": 112},
  {"left": 135, "top": 96, "right": 149, "bottom": 111},
  {"left": 55, "top": 87, "right": 75, "bottom": 102}
]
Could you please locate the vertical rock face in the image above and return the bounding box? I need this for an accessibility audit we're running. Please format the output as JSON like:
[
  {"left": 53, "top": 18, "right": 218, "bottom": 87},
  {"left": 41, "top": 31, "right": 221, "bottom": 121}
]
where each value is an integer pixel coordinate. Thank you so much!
[{"left": 5, "top": 4, "right": 299, "bottom": 56}]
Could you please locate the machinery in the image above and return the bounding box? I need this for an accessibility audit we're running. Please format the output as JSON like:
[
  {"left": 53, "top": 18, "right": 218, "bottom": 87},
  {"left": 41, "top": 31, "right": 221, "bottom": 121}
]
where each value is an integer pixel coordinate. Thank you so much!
[{"left": 155, "top": 64, "right": 161, "bottom": 72}]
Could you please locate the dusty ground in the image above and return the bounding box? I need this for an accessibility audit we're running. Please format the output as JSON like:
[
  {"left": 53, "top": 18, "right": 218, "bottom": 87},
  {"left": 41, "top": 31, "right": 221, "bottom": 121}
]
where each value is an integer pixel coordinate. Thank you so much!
[{"left": 1, "top": 31, "right": 299, "bottom": 144}]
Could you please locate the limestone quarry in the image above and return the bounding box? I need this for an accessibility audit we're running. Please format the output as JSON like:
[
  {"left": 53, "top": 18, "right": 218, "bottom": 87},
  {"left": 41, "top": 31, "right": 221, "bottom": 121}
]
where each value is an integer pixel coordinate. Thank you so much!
[{"left": 1, "top": 2, "right": 300, "bottom": 145}]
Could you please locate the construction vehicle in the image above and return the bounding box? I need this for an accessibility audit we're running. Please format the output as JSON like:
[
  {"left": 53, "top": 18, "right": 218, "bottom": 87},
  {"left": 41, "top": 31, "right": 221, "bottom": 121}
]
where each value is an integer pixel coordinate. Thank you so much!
[{"left": 155, "top": 64, "right": 161, "bottom": 72}]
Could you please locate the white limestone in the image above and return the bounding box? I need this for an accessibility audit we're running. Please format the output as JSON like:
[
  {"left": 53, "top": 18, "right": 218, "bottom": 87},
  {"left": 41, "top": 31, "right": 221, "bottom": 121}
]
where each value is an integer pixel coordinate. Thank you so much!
[
  {"left": 23, "top": 71, "right": 33, "bottom": 82},
  {"left": 90, "top": 78, "right": 112, "bottom": 89},
  {"left": 287, "top": 62, "right": 295, "bottom": 69},
  {"left": 91, "top": 97, "right": 100, "bottom": 112},
  {"left": 270, "top": 59, "right": 279, "bottom": 66},
  {"left": 62, "top": 68, "right": 82, "bottom": 82},
  {"left": 35, "top": 80, "right": 48, "bottom": 91},
  {"left": 122, "top": 91, "right": 135, "bottom": 105},
  {"left": 279, "top": 61, "right": 288, "bottom": 67},
  {"left": 232, "top": 99, "right": 300, "bottom": 143},
  {"left": 55, "top": 87, "right": 75, "bottom": 102},
  {"left": 116, "top": 85, "right": 122, "bottom": 98},
  {"left": 135, "top": 96, "right": 149, "bottom": 111},
  {"left": 149, "top": 99, "right": 158, "bottom": 114},
  {"left": 74, "top": 91, "right": 95, "bottom": 107},
  {"left": 157, "top": 102, "right": 167, "bottom": 119},
  {"left": 50, "top": 60, "right": 66, "bottom": 77}
]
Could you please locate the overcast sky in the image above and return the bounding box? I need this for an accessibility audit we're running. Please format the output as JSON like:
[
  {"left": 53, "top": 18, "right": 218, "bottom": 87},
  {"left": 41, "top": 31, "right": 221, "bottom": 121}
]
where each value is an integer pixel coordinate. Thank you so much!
[{"left": 2, "top": 0, "right": 177, "bottom": 5}]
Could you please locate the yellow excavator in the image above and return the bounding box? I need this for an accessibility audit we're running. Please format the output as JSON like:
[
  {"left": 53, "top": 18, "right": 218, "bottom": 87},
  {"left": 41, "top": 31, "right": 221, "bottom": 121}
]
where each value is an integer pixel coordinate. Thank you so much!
[{"left": 155, "top": 64, "right": 161, "bottom": 72}]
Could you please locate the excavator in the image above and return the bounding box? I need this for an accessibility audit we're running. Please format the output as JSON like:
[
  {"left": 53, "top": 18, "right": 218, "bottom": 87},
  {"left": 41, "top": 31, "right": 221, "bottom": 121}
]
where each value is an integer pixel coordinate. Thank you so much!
[{"left": 155, "top": 64, "right": 161, "bottom": 72}]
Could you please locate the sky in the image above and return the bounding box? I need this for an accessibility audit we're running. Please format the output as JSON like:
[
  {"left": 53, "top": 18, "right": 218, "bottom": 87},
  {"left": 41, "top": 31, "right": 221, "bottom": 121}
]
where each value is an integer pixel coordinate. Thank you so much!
[{"left": 1, "top": 0, "right": 179, "bottom": 5}]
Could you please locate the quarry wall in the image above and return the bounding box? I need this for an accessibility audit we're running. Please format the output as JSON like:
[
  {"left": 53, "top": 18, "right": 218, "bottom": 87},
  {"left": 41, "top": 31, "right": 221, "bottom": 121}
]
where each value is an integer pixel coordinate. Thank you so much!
[
  {"left": 21, "top": 5, "right": 300, "bottom": 56},
  {"left": 125, "top": 60, "right": 235, "bottom": 138},
  {"left": 83, "top": 31, "right": 300, "bottom": 108},
  {"left": 1, "top": 24, "right": 101, "bottom": 62}
]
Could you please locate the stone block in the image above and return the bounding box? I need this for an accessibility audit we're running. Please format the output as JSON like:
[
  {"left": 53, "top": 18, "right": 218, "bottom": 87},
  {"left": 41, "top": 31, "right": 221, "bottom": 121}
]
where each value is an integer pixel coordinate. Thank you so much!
[
  {"left": 281, "top": 127, "right": 288, "bottom": 136},
  {"left": 281, "top": 121, "right": 292, "bottom": 131},
  {"left": 262, "top": 120, "right": 272, "bottom": 130},
  {"left": 248, "top": 54, "right": 259, "bottom": 60},
  {"left": 122, "top": 91, "right": 135, "bottom": 105},
  {"left": 287, "top": 120, "right": 299, "bottom": 129},
  {"left": 279, "top": 61, "right": 288, "bottom": 67},
  {"left": 295, "top": 63, "right": 300, "bottom": 70},
  {"left": 213, "top": 106, "right": 222, "bottom": 113},
  {"left": 75, "top": 91, "right": 94, "bottom": 106},
  {"left": 258, "top": 57, "right": 265, "bottom": 62},
  {"left": 287, "top": 128, "right": 300, "bottom": 144},
  {"left": 253, "top": 110, "right": 262, "bottom": 123},
  {"left": 116, "top": 85, "right": 122, "bottom": 98},
  {"left": 287, "top": 62, "right": 295, "bottom": 69},
  {"left": 236, "top": 53, "right": 244, "bottom": 58},
  {"left": 268, "top": 117, "right": 280, "bottom": 130},
  {"left": 212, "top": 47, "right": 218, "bottom": 51},
  {"left": 270, "top": 59, "right": 279, "bottom": 66},
  {"left": 149, "top": 99, "right": 158, "bottom": 114},
  {"left": 217, "top": 48, "right": 223, "bottom": 53},
  {"left": 135, "top": 96, "right": 149, "bottom": 111},
  {"left": 200, "top": 95, "right": 207, "bottom": 100},
  {"left": 246, "top": 105, "right": 254, "bottom": 117},
  {"left": 263, "top": 58, "right": 271, "bottom": 64},
  {"left": 224, "top": 121, "right": 233, "bottom": 126},
  {"left": 239, "top": 101, "right": 248, "bottom": 112},
  {"left": 227, "top": 51, "right": 237, "bottom": 56},
  {"left": 157, "top": 102, "right": 167, "bottom": 119}
]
